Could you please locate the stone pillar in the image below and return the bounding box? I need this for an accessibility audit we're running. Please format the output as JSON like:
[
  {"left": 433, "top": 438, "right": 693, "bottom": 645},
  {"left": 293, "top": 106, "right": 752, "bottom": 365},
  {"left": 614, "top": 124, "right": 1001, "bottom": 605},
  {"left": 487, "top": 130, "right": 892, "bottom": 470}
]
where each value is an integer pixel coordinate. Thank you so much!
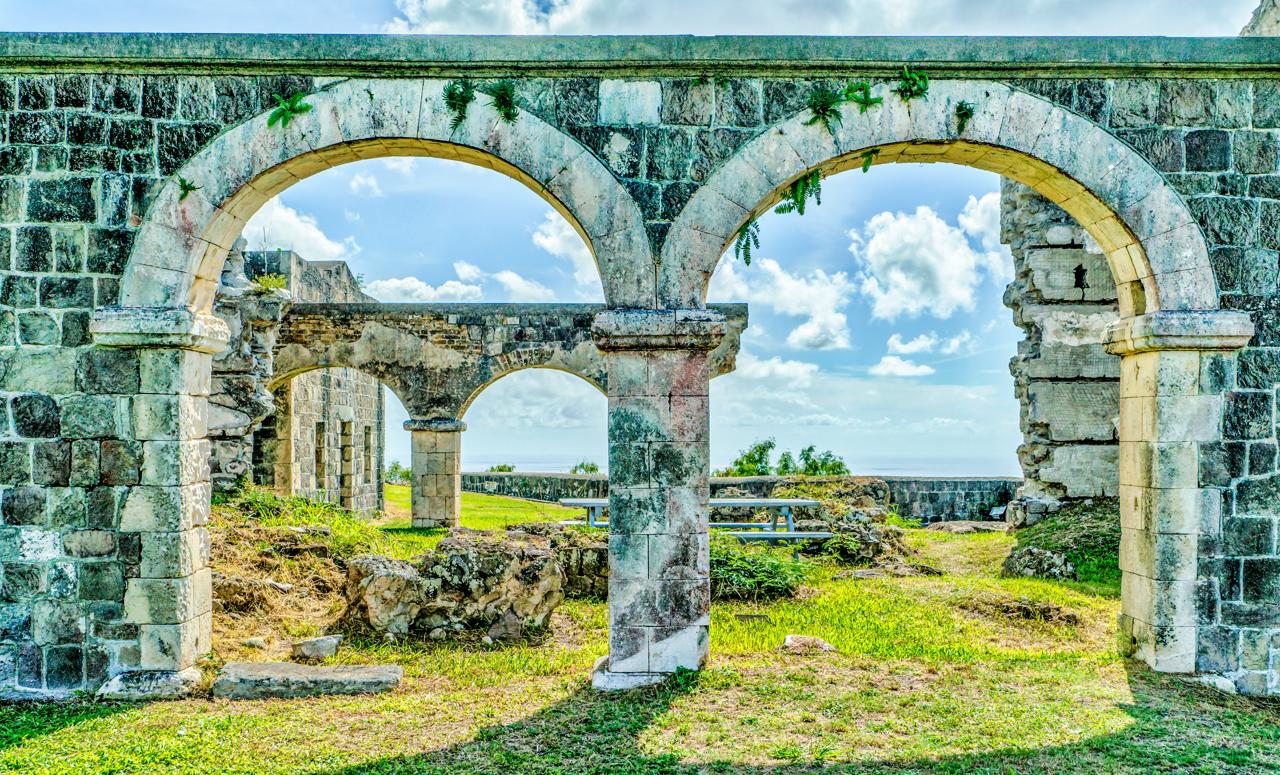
[
  {"left": 89, "top": 307, "right": 227, "bottom": 699},
  {"left": 1106, "top": 311, "right": 1253, "bottom": 673},
  {"left": 591, "top": 309, "right": 724, "bottom": 691},
  {"left": 405, "top": 418, "right": 464, "bottom": 529}
]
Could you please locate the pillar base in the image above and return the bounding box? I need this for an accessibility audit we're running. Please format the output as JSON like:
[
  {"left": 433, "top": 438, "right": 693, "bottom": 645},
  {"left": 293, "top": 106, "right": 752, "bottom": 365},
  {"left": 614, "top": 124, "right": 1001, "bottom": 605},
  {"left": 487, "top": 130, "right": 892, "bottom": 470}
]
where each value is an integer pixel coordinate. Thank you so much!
[
  {"left": 590, "top": 656, "right": 672, "bottom": 691},
  {"left": 95, "top": 668, "right": 203, "bottom": 701}
]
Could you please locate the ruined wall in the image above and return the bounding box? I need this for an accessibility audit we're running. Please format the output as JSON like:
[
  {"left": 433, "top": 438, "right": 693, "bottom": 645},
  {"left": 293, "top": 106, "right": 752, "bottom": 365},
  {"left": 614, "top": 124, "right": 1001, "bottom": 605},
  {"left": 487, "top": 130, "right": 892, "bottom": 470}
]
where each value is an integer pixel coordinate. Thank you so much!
[
  {"left": 461, "top": 471, "right": 1019, "bottom": 522},
  {"left": 246, "top": 251, "right": 384, "bottom": 514},
  {"left": 0, "top": 34, "right": 1277, "bottom": 696},
  {"left": 1001, "top": 180, "right": 1121, "bottom": 524},
  {"left": 207, "top": 241, "right": 289, "bottom": 492}
]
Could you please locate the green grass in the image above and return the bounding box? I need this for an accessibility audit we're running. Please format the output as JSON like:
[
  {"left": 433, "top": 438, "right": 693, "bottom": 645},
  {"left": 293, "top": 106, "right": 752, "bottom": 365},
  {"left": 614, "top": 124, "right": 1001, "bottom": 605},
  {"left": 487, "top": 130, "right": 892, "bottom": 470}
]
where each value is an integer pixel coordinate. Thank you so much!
[
  {"left": 5, "top": 493, "right": 1279, "bottom": 774},
  {"left": 1014, "top": 498, "right": 1122, "bottom": 591}
]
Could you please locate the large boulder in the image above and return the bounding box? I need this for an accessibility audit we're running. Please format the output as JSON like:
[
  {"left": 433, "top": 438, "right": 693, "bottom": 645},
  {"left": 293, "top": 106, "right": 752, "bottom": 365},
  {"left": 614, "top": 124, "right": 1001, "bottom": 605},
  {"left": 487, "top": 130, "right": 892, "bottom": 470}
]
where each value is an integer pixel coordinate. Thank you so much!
[
  {"left": 511, "top": 523, "right": 608, "bottom": 599},
  {"left": 343, "top": 528, "right": 564, "bottom": 640}
]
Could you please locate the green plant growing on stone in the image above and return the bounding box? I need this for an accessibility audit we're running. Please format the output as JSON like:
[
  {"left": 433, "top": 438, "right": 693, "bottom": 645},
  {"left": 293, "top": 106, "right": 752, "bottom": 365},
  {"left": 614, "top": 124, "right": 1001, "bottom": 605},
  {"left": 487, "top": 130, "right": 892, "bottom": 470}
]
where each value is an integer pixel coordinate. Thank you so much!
[
  {"left": 859, "top": 147, "right": 881, "bottom": 173},
  {"left": 733, "top": 218, "right": 761, "bottom": 265},
  {"left": 444, "top": 79, "right": 476, "bottom": 133},
  {"left": 250, "top": 273, "right": 288, "bottom": 294},
  {"left": 569, "top": 461, "right": 599, "bottom": 475},
  {"left": 803, "top": 83, "right": 848, "bottom": 136},
  {"left": 774, "top": 170, "right": 822, "bottom": 216},
  {"left": 268, "top": 92, "right": 312, "bottom": 129},
  {"left": 892, "top": 65, "right": 930, "bottom": 102},
  {"left": 176, "top": 176, "right": 202, "bottom": 202},
  {"left": 955, "top": 100, "right": 976, "bottom": 133},
  {"left": 844, "top": 80, "right": 882, "bottom": 113},
  {"left": 490, "top": 79, "right": 520, "bottom": 124}
]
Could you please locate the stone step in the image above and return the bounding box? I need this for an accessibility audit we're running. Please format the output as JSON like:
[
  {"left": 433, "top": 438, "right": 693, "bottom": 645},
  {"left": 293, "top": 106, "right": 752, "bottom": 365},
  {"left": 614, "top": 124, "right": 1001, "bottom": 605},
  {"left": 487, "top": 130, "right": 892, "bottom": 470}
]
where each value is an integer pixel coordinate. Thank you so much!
[{"left": 211, "top": 661, "right": 403, "bottom": 700}]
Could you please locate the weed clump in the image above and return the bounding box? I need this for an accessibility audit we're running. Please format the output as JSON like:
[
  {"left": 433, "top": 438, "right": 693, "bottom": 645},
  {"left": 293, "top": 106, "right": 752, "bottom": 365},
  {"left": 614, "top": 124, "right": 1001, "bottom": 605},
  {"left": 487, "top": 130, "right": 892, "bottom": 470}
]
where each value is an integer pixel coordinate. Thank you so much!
[{"left": 710, "top": 538, "right": 806, "bottom": 602}]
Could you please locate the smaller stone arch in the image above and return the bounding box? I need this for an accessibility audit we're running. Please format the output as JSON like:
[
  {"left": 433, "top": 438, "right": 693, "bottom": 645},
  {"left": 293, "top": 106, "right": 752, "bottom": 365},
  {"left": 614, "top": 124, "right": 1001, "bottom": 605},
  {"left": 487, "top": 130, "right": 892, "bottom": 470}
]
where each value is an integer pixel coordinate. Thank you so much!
[
  {"left": 118, "top": 77, "right": 653, "bottom": 315},
  {"left": 661, "top": 80, "right": 1218, "bottom": 317}
]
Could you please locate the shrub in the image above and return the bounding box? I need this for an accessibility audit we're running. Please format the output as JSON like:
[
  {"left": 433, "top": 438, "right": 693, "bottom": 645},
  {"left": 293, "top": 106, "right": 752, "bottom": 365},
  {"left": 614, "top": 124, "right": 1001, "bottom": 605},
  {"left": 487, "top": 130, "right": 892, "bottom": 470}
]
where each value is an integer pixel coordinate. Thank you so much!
[
  {"left": 486, "top": 464, "right": 515, "bottom": 473},
  {"left": 250, "top": 273, "right": 287, "bottom": 293},
  {"left": 709, "top": 537, "right": 806, "bottom": 602}
]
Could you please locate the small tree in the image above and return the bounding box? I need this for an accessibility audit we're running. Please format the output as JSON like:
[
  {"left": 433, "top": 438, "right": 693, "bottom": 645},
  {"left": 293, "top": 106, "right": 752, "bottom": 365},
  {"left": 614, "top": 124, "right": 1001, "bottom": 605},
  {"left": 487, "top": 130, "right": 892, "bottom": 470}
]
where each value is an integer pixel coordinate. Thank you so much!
[
  {"left": 486, "top": 464, "right": 515, "bottom": 473},
  {"left": 384, "top": 460, "right": 412, "bottom": 485},
  {"left": 797, "top": 445, "right": 850, "bottom": 476},
  {"left": 569, "top": 461, "right": 600, "bottom": 475},
  {"left": 717, "top": 438, "right": 777, "bottom": 477}
]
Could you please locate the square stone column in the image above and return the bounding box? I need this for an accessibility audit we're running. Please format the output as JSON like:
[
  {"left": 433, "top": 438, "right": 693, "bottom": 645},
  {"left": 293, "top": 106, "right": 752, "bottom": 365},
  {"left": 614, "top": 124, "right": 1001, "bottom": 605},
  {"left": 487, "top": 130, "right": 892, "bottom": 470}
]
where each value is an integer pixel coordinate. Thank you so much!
[
  {"left": 591, "top": 309, "right": 725, "bottom": 690},
  {"left": 1107, "top": 311, "right": 1254, "bottom": 674},
  {"left": 88, "top": 307, "right": 227, "bottom": 699},
  {"left": 405, "top": 418, "right": 464, "bottom": 529}
]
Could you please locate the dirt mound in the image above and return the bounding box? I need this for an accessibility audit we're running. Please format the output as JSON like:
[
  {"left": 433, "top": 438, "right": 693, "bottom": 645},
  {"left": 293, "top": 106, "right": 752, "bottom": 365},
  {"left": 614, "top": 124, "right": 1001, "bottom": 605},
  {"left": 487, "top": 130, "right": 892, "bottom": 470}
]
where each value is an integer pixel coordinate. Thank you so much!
[
  {"left": 212, "top": 573, "right": 274, "bottom": 615},
  {"left": 957, "top": 590, "right": 1081, "bottom": 626}
]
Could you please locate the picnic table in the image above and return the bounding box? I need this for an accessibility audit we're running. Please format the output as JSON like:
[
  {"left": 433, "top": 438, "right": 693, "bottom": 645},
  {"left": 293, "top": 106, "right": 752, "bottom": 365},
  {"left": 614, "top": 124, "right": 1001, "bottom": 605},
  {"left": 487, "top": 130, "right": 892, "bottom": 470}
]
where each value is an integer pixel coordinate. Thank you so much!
[{"left": 558, "top": 497, "right": 828, "bottom": 542}]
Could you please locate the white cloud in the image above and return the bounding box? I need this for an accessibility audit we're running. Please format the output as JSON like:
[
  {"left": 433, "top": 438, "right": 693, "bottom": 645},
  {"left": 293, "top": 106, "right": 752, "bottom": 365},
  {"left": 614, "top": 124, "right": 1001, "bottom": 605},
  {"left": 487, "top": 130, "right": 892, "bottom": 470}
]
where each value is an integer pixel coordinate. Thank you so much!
[
  {"left": 708, "top": 257, "right": 855, "bottom": 350},
  {"left": 735, "top": 350, "right": 819, "bottom": 389},
  {"left": 887, "top": 333, "right": 937, "bottom": 355},
  {"left": 380, "top": 157, "right": 419, "bottom": 176},
  {"left": 244, "top": 198, "right": 359, "bottom": 262},
  {"left": 849, "top": 200, "right": 1011, "bottom": 321},
  {"left": 363, "top": 276, "right": 484, "bottom": 302},
  {"left": 958, "top": 192, "right": 1014, "bottom": 282},
  {"left": 464, "top": 368, "right": 605, "bottom": 429},
  {"left": 939, "top": 330, "right": 973, "bottom": 355},
  {"left": 531, "top": 210, "right": 601, "bottom": 299},
  {"left": 869, "top": 356, "right": 936, "bottom": 378},
  {"left": 493, "top": 270, "right": 555, "bottom": 301},
  {"left": 383, "top": 0, "right": 1252, "bottom": 37},
  {"left": 453, "top": 260, "right": 485, "bottom": 282},
  {"left": 348, "top": 172, "right": 383, "bottom": 198},
  {"left": 343, "top": 209, "right": 361, "bottom": 222}
]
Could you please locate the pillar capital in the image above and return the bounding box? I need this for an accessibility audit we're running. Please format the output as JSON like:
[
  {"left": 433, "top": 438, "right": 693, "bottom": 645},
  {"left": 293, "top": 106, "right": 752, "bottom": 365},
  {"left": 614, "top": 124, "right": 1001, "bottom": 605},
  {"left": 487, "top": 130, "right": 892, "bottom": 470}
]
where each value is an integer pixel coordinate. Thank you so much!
[
  {"left": 92, "top": 306, "right": 230, "bottom": 354},
  {"left": 591, "top": 308, "right": 726, "bottom": 352},
  {"left": 1105, "top": 310, "right": 1254, "bottom": 356},
  {"left": 404, "top": 417, "right": 467, "bottom": 433}
]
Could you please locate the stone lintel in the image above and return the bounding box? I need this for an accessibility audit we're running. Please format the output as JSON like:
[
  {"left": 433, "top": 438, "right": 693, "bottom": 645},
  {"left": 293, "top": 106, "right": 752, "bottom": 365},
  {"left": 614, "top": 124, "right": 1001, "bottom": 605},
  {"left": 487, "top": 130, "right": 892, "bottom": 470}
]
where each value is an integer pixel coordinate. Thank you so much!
[
  {"left": 1105, "top": 311, "right": 1255, "bottom": 356},
  {"left": 592, "top": 309, "right": 726, "bottom": 352},
  {"left": 403, "top": 418, "right": 467, "bottom": 433},
  {"left": 92, "top": 306, "right": 231, "bottom": 354}
]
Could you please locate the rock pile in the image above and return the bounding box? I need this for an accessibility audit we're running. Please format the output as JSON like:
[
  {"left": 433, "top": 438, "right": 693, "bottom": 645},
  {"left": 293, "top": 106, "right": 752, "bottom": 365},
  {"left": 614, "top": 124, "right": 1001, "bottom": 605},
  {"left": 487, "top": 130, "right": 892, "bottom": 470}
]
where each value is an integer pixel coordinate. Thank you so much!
[
  {"left": 1001, "top": 546, "right": 1076, "bottom": 581},
  {"left": 343, "top": 528, "right": 564, "bottom": 641},
  {"left": 511, "top": 522, "right": 608, "bottom": 599}
]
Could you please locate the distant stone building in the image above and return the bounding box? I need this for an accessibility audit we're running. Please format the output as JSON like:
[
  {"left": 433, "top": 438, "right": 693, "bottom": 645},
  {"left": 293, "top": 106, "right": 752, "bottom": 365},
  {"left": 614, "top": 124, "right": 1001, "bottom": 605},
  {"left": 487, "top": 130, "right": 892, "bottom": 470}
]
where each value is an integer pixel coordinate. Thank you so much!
[{"left": 244, "top": 250, "right": 385, "bottom": 514}]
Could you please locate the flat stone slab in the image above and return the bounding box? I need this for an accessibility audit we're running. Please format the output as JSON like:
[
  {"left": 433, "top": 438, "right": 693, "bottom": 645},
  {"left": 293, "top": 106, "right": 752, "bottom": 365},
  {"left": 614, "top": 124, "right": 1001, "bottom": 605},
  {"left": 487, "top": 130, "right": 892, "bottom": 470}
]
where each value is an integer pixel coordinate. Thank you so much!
[{"left": 212, "top": 661, "right": 402, "bottom": 700}]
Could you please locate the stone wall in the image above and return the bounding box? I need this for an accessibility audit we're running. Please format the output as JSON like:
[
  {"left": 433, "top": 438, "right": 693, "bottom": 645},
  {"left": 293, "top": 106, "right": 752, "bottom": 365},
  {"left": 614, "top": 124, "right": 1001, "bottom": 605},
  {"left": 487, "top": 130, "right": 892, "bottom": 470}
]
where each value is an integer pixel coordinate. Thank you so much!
[
  {"left": 461, "top": 471, "right": 1018, "bottom": 522},
  {"left": 1001, "top": 180, "right": 1121, "bottom": 524},
  {"left": 246, "top": 251, "right": 384, "bottom": 514},
  {"left": 0, "top": 33, "right": 1277, "bottom": 696}
]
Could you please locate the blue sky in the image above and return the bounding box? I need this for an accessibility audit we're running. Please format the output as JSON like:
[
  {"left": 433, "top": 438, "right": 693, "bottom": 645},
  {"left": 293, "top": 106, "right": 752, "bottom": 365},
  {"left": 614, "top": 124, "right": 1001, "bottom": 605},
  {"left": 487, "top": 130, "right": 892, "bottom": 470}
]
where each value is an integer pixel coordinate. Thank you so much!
[{"left": 4, "top": 0, "right": 1259, "bottom": 475}]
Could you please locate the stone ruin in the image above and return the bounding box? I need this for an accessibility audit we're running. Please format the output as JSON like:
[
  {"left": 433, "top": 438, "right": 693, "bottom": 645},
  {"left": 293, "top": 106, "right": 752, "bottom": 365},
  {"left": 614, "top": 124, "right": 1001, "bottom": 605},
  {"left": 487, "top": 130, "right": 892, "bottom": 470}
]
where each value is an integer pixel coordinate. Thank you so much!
[{"left": 1, "top": 23, "right": 1278, "bottom": 701}]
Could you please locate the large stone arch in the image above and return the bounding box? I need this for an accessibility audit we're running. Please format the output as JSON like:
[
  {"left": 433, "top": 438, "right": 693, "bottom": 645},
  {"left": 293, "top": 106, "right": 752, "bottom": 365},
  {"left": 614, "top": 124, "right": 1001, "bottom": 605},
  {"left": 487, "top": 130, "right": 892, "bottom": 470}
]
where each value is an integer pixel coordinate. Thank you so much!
[
  {"left": 662, "top": 80, "right": 1215, "bottom": 317},
  {"left": 116, "top": 77, "right": 652, "bottom": 314},
  {"left": 642, "top": 80, "right": 1253, "bottom": 680}
]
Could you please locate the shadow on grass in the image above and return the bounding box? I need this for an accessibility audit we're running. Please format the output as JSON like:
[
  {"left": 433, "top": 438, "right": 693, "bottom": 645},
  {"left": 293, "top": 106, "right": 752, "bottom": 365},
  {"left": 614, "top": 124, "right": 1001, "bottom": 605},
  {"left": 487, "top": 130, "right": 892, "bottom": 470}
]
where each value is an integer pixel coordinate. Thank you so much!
[
  {"left": 298, "top": 663, "right": 1280, "bottom": 775},
  {"left": 0, "top": 700, "right": 132, "bottom": 752}
]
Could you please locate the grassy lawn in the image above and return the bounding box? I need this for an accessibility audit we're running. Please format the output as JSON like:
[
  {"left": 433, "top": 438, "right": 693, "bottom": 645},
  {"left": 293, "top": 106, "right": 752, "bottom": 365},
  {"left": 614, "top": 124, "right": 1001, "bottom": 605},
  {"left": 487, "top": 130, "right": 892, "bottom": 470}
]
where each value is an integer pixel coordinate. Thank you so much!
[{"left": 4, "top": 489, "right": 1279, "bottom": 774}]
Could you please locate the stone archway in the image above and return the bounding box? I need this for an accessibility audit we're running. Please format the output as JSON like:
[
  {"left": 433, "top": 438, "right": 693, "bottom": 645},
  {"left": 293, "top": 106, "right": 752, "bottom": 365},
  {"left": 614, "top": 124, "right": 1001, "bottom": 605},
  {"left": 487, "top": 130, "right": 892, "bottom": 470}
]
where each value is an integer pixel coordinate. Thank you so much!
[
  {"left": 107, "top": 77, "right": 653, "bottom": 318},
  {"left": 608, "top": 81, "right": 1254, "bottom": 684}
]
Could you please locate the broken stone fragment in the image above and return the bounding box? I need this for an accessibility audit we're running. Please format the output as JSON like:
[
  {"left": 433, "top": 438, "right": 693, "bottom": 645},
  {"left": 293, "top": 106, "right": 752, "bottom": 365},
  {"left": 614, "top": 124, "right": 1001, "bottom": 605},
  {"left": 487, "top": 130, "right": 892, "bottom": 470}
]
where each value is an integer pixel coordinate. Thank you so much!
[
  {"left": 781, "top": 635, "right": 837, "bottom": 655},
  {"left": 212, "top": 662, "right": 402, "bottom": 700},
  {"left": 291, "top": 634, "right": 342, "bottom": 661}
]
